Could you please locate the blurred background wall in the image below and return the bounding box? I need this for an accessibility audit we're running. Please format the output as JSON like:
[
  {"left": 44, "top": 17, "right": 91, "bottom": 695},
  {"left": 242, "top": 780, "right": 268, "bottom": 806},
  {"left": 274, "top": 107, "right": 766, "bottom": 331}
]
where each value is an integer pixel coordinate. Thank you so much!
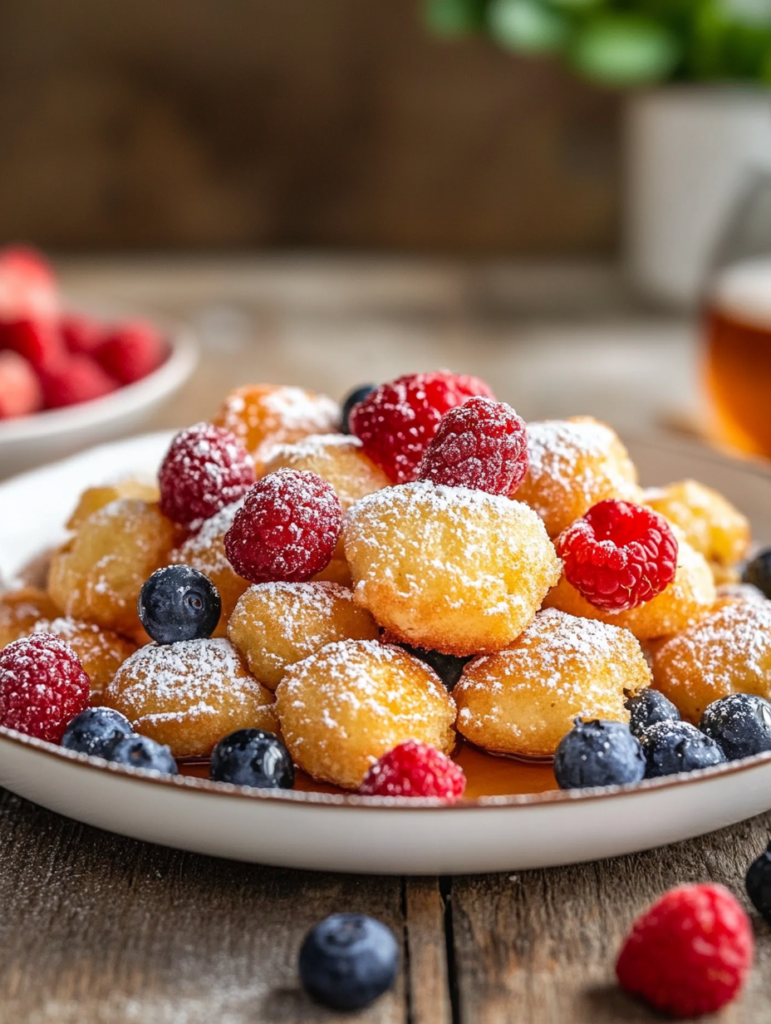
[{"left": 0, "top": 0, "right": 620, "bottom": 254}]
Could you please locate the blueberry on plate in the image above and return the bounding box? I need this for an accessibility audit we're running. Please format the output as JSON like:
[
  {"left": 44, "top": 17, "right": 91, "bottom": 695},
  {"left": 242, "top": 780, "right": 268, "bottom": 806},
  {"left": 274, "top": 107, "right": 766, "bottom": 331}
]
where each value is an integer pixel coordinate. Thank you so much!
[
  {"left": 138, "top": 565, "right": 221, "bottom": 645},
  {"left": 61, "top": 707, "right": 133, "bottom": 758},
  {"left": 299, "top": 913, "right": 399, "bottom": 1011},
  {"left": 109, "top": 735, "right": 178, "bottom": 775},
  {"left": 746, "top": 840, "right": 771, "bottom": 923},
  {"left": 399, "top": 643, "right": 472, "bottom": 691},
  {"left": 743, "top": 548, "right": 771, "bottom": 599},
  {"left": 625, "top": 688, "right": 680, "bottom": 740},
  {"left": 210, "top": 728, "right": 294, "bottom": 789},
  {"left": 341, "top": 384, "right": 376, "bottom": 434},
  {"left": 553, "top": 719, "right": 646, "bottom": 790},
  {"left": 640, "top": 721, "right": 726, "bottom": 778},
  {"left": 700, "top": 693, "right": 771, "bottom": 761}
]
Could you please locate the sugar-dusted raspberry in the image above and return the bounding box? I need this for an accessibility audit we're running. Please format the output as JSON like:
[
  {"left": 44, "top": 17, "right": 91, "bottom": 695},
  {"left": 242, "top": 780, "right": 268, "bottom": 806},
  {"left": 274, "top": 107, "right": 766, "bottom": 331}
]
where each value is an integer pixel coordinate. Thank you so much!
[
  {"left": 0, "top": 351, "right": 43, "bottom": 418},
  {"left": 0, "top": 633, "right": 91, "bottom": 743},
  {"left": 95, "top": 319, "right": 166, "bottom": 384},
  {"left": 350, "top": 371, "right": 495, "bottom": 484},
  {"left": 418, "top": 396, "right": 528, "bottom": 495},
  {"left": 159, "top": 423, "right": 255, "bottom": 526},
  {"left": 0, "top": 315, "right": 65, "bottom": 372},
  {"left": 225, "top": 469, "right": 342, "bottom": 584},
  {"left": 616, "top": 883, "right": 753, "bottom": 1018},
  {"left": 358, "top": 740, "right": 466, "bottom": 800},
  {"left": 557, "top": 499, "right": 678, "bottom": 612},
  {"left": 40, "top": 355, "right": 118, "bottom": 409}
]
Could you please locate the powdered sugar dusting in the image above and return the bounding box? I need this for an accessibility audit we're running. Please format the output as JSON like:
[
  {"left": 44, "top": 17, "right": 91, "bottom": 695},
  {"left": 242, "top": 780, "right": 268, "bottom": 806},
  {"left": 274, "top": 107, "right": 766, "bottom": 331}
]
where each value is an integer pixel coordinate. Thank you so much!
[{"left": 261, "top": 387, "right": 340, "bottom": 432}]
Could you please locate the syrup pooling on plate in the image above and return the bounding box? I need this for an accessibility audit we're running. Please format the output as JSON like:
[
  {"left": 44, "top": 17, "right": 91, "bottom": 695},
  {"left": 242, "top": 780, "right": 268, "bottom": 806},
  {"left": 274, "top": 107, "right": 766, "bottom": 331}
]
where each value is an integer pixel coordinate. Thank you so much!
[{"left": 0, "top": 370, "right": 768, "bottom": 800}]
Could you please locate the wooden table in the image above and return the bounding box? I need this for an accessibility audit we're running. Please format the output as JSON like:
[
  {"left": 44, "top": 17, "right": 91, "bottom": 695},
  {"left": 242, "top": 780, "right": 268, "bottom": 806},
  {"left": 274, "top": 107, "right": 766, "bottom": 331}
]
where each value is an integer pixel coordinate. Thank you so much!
[{"left": 3, "top": 258, "right": 765, "bottom": 1023}]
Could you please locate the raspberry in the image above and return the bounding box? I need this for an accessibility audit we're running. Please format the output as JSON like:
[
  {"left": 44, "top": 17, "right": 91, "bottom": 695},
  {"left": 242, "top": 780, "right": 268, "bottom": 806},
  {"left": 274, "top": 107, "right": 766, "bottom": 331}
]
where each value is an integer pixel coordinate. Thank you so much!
[
  {"left": 556, "top": 499, "right": 678, "bottom": 612},
  {"left": 40, "top": 355, "right": 118, "bottom": 409},
  {"left": 616, "top": 883, "right": 753, "bottom": 1018},
  {"left": 0, "top": 316, "right": 65, "bottom": 372},
  {"left": 0, "top": 634, "right": 90, "bottom": 743},
  {"left": 350, "top": 371, "right": 495, "bottom": 484},
  {"left": 60, "top": 313, "right": 103, "bottom": 355},
  {"left": 358, "top": 740, "right": 466, "bottom": 801},
  {"left": 0, "top": 246, "right": 59, "bottom": 320},
  {"left": 224, "top": 469, "right": 342, "bottom": 584},
  {"left": 0, "top": 351, "right": 43, "bottom": 418},
  {"left": 418, "top": 396, "right": 528, "bottom": 495},
  {"left": 158, "top": 423, "right": 256, "bottom": 526},
  {"left": 95, "top": 320, "right": 166, "bottom": 384}
]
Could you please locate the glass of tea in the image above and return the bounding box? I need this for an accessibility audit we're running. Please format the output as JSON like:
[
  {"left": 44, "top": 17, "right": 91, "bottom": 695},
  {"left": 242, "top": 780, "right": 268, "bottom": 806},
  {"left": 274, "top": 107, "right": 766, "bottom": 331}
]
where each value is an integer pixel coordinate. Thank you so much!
[{"left": 703, "top": 171, "right": 771, "bottom": 457}]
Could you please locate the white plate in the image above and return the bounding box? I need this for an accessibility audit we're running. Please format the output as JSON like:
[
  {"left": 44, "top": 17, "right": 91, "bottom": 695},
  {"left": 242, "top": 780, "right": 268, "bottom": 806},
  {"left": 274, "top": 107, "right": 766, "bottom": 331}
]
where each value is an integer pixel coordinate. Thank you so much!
[{"left": 1, "top": 432, "right": 771, "bottom": 875}]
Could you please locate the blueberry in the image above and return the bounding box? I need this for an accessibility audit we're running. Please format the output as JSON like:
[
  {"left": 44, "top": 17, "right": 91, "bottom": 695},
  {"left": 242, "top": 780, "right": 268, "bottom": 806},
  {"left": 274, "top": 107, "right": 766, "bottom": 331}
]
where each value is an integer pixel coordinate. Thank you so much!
[
  {"left": 625, "top": 688, "right": 680, "bottom": 739},
  {"left": 553, "top": 719, "right": 645, "bottom": 790},
  {"left": 700, "top": 693, "right": 771, "bottom": 761},
  {"left": 138, "top": 565, "right": 221, "bottom": 644},
  {"left": 746, "top": 840, "right": 771, "bottom": 923},
  {"left": 743, "top": 548, "right": 771, "bottom": 598},
  {"left": 299, "top": 913, "right": 399, "bottom": 1011},
  {"left": 210, "top": 729, "right": 294, "bottom": 788},
  {"left": 61, "top": 707, "right": 133, "bottom": 758},
  {"left": 399, "top": 643, "right": 472, "bottom": 691},
  {"left": 341, "top": 384, "right": 376, "bottom": 434},
  {"left": 640, "top": 721, "right": 726, "bottom": 778},
  {"left": 109, "top": 735, "right": 178, "bottom": 774}
]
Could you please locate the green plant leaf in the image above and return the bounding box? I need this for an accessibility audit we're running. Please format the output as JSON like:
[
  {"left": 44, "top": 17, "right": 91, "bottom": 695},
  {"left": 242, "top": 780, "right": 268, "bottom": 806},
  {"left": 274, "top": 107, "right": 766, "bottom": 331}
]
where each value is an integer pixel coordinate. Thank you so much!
[
  {"left": 570, "top": 15, "right": 681, "bottom": 85},
  {"left": 423, "top": 0, "right": 486, "bottom": 36},
  {"left": 488, "top": 0, "right": 570, "bottom": 54}
]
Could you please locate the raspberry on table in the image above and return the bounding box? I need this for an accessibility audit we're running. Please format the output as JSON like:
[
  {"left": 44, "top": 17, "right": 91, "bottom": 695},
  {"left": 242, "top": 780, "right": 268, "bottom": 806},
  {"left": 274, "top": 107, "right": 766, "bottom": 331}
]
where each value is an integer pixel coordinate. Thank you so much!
[
  {"left": 557, "top": 499, "right": 678, "bottom": 612},
  {"left": 358, "top": 740, "right": 466, "bottom": 800},
  {"left": 350, "top": 371, "right": 495, "bottom": 484},
  {"left": 95, "top": 319, "right": 166, "bottom": 384},
  {"left": 418, "top": 396, "right": 528, "bottom": 495},
  {"left": 224, "top": 469, "right": 342, "bottom": 585},
  {"left": 0, "top": 633, "right": 90, "bottom": 744},
  {"left": 158, "top": 423, "right": 255, "bottom": 526},
  {"left": 0, "top": 315, "right": 65, "bottom": 372},
  {"left": 616, "top": 883, "right": 753, "bottom": 1018},
  {"left": 0, "top": 350, "right": 43, "bottom": 418},
  {"left": 40, "top": 355, "right": 118, "bottom": 409}
]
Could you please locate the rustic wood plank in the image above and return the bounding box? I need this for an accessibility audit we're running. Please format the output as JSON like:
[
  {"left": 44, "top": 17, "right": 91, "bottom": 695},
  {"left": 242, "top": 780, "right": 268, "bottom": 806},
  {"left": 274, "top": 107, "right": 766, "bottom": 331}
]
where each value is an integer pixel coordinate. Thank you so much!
[
  {"left": 404, "top": 879, "right": 452, "bottom": 1024},
  {"left": 449, "top": 813, "right": 771, "bottom": 1023},
  {"left": 0, "top": 788, "right": 415, "bottom": 1024}
]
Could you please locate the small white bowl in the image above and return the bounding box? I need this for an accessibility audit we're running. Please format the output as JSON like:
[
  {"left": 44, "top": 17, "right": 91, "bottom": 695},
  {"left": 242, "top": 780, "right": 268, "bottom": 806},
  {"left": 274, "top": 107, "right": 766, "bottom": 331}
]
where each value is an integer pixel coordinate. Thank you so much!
[{"left": 0, "top": 315, "right": 198, "bottom": 480}]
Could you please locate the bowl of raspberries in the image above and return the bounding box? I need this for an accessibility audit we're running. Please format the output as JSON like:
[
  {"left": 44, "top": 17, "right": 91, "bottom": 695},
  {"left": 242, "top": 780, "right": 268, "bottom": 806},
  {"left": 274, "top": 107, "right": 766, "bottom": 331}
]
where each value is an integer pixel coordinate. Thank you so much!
[{"left": 0, "top": 245, "right": 197, "bottom": 478}]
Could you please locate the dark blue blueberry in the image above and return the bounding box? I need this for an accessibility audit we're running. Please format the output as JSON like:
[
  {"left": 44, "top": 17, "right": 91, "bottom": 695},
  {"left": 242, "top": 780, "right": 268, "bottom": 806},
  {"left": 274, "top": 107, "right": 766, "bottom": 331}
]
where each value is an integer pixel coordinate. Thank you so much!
[
  {"left": 341, "top": 384, "right": 377, "bottom": 434},
  {"left": 553, "top": 719, "right": 645, "bottom": 790},
  {"left": 138, "top": 565, "right": 221, "bottom": 644},
  {"left": 399, "top": 643, "right": 472, "bottom": 691},
  {"left": 61, "top": 707, "right": 133, "bottom": 758},
  {"left": 640, "top": 720, "right": 726, "bottom": 778},
  {"left": 700, "top": 693, "right": 771, "bottom": 761},
  {"left": 743, "top": 548, "right": 771, "bottom": 598},
  {"left": 210, "top": 729, "right": 294, "bottom": 789},
  {"left": 746, "top": 841, "right": 771, "bottom": 924},
  {"left": 625, "top": 688, "right": 680, "bottom": 739},
  {"left": 299, "top": 913, "right": 399, "bottom": 1011},
  {"left": 109, "top": 735, "right": 178, "bottom": 774}
]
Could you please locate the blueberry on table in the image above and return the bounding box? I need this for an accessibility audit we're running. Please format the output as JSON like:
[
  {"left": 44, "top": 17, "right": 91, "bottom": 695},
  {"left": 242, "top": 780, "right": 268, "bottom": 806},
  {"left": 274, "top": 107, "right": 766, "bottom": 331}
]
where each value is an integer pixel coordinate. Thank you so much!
[
  {"left": 109, "top": 735, "right": 178, "bottom": 775},
  {"left": 138, "top": 565, "right": 221, "bottom": 644},
  {"left": 399, "top": 643, "right": 472, "bottom": 691},
  {"left": 210, "top": 729, "right": 294, "bottom": 789},
  {"left": 700, "top": 693, "right": 771, "bottom": 761},
  {"left": 625, "top": 688, "right": 680, "bottom": 739},
  {"left": 746, "top": 841, "right": 771, "bottom": 923},
  {"left": 743, "top": 548, "right": 771, "bottom": 599},
  {"left": 299, "top": 913, "right": 399, "bottom": 1011},
  {"left": 640, "top": 721, "right": 726, "bottom": 778},
  {"left": 341, "top": 384, "right": 377, "bottom": 434},
  {"left": 553, "top": 719, "right": 645, "bottom": 790},
  {"left": 61, "top": 707, "right": 133, "bottom": 758}
]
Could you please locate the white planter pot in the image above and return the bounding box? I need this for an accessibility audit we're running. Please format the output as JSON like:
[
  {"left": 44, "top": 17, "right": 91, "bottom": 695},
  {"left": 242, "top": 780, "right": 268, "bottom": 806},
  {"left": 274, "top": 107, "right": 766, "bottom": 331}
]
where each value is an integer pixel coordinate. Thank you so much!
[{"left": 625, "top": 87, "right": 771, "bottom": 308}]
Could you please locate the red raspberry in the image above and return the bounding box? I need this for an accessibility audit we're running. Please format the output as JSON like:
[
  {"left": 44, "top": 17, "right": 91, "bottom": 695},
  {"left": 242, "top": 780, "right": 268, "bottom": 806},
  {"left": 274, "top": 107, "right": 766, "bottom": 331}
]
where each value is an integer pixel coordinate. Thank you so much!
[
  {"left": 350, "top": 371, "right": 495, "bottom": 484},
  {"left": 159, "top": 423, "right": 256, "bottom": 526},
  {"left": 0, "top": 315, "right": 65, "bottom": 372},
  {"left": 0, "top": 351, "right": 43, "bottom": 418},
  {"left": 40, "top": 355, "right": 118, "bottom": 409},
  {"left": 556, "top": 499, "right": 678, "bottom": 612},
  {"left": 60, "top": 313, "right": 103, "bottom": 355},
  {"left": 358, "top": 740, "right": 466, "bottom": 801},
  {"left": 418, "top": 396, "right": 528, "bottom": 495},
  {"left": 0, "top": 246, "right": 59, "bottom": 320},
  {"left": 224, "top": 469, "right": 342, "bottom": 584},
  {"left": 95, "top": 319, "right": 167, "bottom": 384},
  {"left": 616, "top": 883, "right": 753, "bottom": 1018},
  {"left": 0, "top": 634, "right": 90, "bottom": 744}
]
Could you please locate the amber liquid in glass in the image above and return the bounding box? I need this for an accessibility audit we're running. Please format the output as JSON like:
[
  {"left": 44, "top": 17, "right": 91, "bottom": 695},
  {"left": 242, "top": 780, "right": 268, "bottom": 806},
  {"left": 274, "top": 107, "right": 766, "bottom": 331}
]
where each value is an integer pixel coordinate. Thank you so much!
[{"left": 705, "top": 258, "right": 771, "bottom": 457}]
